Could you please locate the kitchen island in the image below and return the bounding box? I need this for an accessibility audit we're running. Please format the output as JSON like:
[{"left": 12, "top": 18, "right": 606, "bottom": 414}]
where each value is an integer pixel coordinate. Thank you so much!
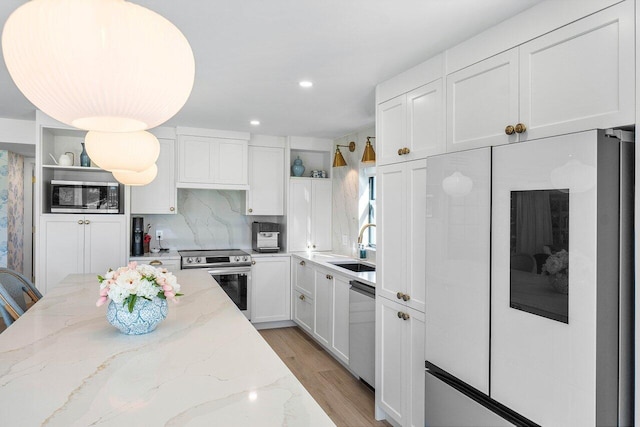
[{"left": 0, "top": 270, "right": 334, "bottom": 426}]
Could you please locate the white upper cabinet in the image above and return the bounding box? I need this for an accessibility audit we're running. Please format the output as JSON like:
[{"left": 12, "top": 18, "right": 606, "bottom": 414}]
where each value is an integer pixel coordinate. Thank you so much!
[
  {"left": 245, "top": 145, "right": 284, "bottom": 215},
  {"left": 377, "top": 79, "right": 445, "bottom": 166},
  {"left": 130, "top": 138, "right": 176, "bottom": 214},
  {"left": 518, "top": 1, "right": 634, "bottom": 141},
  {"left": 446, "top": 1, "right": 634, "bottom": 152},
  {"left": 447, "top": 49, "right": 519, "bottom": 152},
  {"left": 176, "top": 128, "right": 249, "bottom": 190}
]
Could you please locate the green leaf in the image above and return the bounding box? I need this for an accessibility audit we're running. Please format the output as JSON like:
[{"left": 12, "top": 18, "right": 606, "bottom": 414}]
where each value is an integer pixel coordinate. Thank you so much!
[
  {"left": 128, "top": 295, "right": 137, "bottom": 313},
  {"left": 157, "top": 292, "right": 167, "bottom": 299},
  {"left": 97, "top": 275, "right": 105, "bottom": 283}
]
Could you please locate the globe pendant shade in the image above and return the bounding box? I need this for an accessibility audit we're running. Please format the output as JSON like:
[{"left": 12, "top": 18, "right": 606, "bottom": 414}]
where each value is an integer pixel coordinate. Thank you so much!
[
  {"left": 85, "top": 130, "right": 160, "bottom": 173},
  {"left": 2, "top": 0, "right": 195, "bottom": 132},
  {"left": 112, "top": 163, "right": 158, "bottom": 186}
]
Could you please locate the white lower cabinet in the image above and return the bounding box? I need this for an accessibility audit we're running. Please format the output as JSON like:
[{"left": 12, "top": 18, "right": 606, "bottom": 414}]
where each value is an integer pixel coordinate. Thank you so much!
[
  {"left": 331, "top": 274, "right": 350, "bottom": 364},
  {"left": 376, "top": 296, "right": 425, "bottom": 427},
  {"left": 39, "top": 215, "right": 126, "bottom": 293},
  {"left": 291, "top": 256, "right": 351, "bottom": 366},
  {"left": 293, "top": 290, "right": 314, "bottom": 333},
  {"left": 251, "top": 256, "right": 291, "bottom": 324}
]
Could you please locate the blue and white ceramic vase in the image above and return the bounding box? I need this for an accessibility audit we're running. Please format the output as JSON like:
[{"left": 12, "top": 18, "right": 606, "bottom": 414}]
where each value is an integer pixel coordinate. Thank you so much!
[
  {"left": 80, "top": 142, "right": 91, "bottom": 167},
  {"left": 107, "top": 297, "right": 168, "bottom": 335},
  {"left": 291, "top": 156, "right": 305, "bottom": 177}
]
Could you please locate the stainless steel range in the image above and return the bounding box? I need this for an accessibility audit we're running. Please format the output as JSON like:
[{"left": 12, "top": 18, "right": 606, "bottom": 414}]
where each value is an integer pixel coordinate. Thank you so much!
[{"left": 179, "top": 249, "right": 252, "bottom": 319}]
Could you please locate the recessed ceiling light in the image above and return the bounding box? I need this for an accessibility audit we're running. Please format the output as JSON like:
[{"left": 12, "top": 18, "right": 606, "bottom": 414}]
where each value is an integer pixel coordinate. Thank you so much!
[
  {"left": 250, "top": 120, "right": 260, "bottom": 126},
  {"left": 299, "top": 81, "right": 313, "bottom": 88}
]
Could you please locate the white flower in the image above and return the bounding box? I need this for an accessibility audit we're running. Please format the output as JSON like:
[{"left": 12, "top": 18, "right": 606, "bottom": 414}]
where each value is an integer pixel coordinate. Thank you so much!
[{"left": 137, "top": 264, "right": 158, "bottom": 278}]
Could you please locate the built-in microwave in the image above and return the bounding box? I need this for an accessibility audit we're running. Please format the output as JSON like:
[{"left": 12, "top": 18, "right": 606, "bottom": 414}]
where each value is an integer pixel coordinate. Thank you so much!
[{"left": 50, "top": 180, "right": 120, "bottom": 213}]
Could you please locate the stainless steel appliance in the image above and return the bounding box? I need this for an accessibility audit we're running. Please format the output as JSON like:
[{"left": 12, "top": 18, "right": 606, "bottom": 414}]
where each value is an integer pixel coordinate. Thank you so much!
[
  {"left": 132, "top": 216, "right": 144, "bottom": 256},
  {"left": 349, "top": 279, "right": 375, "bottom": 388},
  {"left": 179, "top": 249, "right": 252, "bottom": 319},
  {"left": 50, "top": 180, "right": 120, "bottom": 213},
  {"left": 252, "top": 222, "right": 280, "bottom": 253}
]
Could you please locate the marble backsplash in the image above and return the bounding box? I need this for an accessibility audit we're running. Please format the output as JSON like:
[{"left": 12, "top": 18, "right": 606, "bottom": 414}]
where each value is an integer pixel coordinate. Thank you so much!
[{"left": 140, "top": 189, "right": 281, "bottom": 251}]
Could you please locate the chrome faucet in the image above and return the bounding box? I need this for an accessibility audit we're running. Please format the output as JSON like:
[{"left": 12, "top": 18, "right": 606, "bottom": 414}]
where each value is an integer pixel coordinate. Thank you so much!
[{"left": 357, "top": 223, "right": 376, "bottom": 244}]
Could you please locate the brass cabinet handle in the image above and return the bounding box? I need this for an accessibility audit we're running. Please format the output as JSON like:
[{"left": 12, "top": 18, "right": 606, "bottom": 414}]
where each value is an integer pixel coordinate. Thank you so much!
[
  {"left": 299, "top": 294, "right": 305, "bottom": 301},
  {"left": 402, "top": 312, "right": 410, "bottom": 321},
  {"left": 396, "top": 292, "right": 404, "bottom": 300},
  {"left": 505, "top": 125, "right": 515, "bottom": 135},
  {"left": 248, "top": 208, "right": 253, "bottom": 213},
  {"left": 300, "top": 260, "right": 305, "bottom": 266},
  {"left": 84, "top": 220, "right": 90, "bottom": 224},
  {"left": 149, "top": 260, "right": 162, "bottom": 266},
  {"left": 169, "top": 207, "right": 175, "bottom": 212},
  {"left": 402, "top": 294, "right": 411, "bottom": 301},
  {"left": 251, "top": 260, "right": 256, "bottom": 265},
  {"left": 397, "top": 311, "right": 403, "bottom": 319},
  {"left": 514, "top": 123, "right": 527, "bottom": 134},
  {"left": 78, "top": 220, "right": 83, "bottom": 225}
]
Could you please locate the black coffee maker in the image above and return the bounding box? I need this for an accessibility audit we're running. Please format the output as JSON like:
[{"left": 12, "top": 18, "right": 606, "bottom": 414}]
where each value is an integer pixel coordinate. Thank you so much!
[{"left": 132, "top": 216, "right": 144, "bottom": 256}]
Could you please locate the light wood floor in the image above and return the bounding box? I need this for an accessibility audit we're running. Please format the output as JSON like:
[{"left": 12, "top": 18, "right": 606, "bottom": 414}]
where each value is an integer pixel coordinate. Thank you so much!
[{"left": 259, "top": 326, "right": 390, "bottom": 427}]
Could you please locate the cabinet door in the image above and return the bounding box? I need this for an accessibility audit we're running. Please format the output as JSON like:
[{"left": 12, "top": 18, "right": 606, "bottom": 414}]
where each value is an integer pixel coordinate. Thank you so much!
[
  {"left": 331, "top": 274, "right": 350, "bottom": 364},
  {"left": 246, "top": 146, "right": 284, "bottom": 215},
  {"left": 519, "top": 1, "right": 634, "bottom": 142},
  {"left": 178, "top": 135, "right": 214, "bottom": 183},
  {"left": 377, "top": 94, "right": 406, "bottom": 166},
  {"left": 83, "top": 215, "right": 126, "bottom": 275},
  {"left": 251, "top": 256, "right": 291, "bottom": 323},
  {"left": 215, "top": 138, "right": 248, "bottom": 185},
  {"left": 311, "top": 179, "right": 332, "bottom": 251},
  {"left": 376, "top": 296, "right": 406, "bottom": 425},
  {"left": 377, "top": 163, "right": 406, "bottom": 301},
  {"left": 40, "top": 215, "right": 85, "bottom": 293},
  {"left": 293, "top": 257, "right": 314, "bottom": 297},
  {"left": 407, "top": 80, "right": 445, "bottom": 159},
  {"left": 288, "top": 179, "right": 312, "bottom": 252},
  {"left": 406, "top": 159, "right": 427, "bottom": 312},
  {"left": 447, "top": 49, "right": 519, "bottom": 152},
  {"left": 406, "top": 307, "right": 425, "bottom": 427},
  {"left": 293, "top": 291, "right": 314, "bottom": 333},
  {"left": 313, "top": 268, "right": 332, "bottom": 348},
  {"left": 130, "top": 138, "right": 176, "bottom": 214}
]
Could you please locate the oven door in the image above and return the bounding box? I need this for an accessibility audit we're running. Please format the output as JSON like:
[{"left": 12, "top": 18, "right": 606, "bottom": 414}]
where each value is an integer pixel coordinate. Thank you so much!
[{"left": 208, "top": 267, "right": 251, "bottom": 320}]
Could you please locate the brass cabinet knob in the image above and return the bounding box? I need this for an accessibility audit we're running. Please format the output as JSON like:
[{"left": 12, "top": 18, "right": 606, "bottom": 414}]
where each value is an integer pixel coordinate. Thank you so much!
[
  {"left": 299, "top": 294, "right": 305, "bottom": 301},
  {"left": 397, "top": 148, "right": 403, "bottom": 156},
  {"left": 402, "top": 312, "right": 410, "bottom": 321},
  {"left": 403, "top": 147, "right": 410, "bottom": 155},
  {"left": 149, "top": 260, "right": 162, "bottom": 266},
  {"left": 300, "top": 260, "right": 305, "bottom": 266},
  {"left": 397, "top": 311, "right": 403, "bottom": 318},
  {"left": 312, "top": 244, "right": 316, "bottom": 249},
  {"left": 396, "top": 292, "right": 404, "bottom": 300},
  {"left": 84, "top": 220, "right": 90, "bottom": 225},
  {"left": 248, "top": 208, "right": 253, "bottom": 213},
  {"left": 169, "top": 207, "right": 175, "bottom": 212},
  {"left": 328, "top": 275, "right": 333, "bottom": 280},
  {"left": 514, "top": 123, "right": 527, "bottom": 134},
  {"left": 251, "top": 260, "right": 256, "bottom": 265},
  {"left": 505, "top": 125, "right": 515, "bottom": 135},
  {"left": 77, "top": 220, "right": 83, "bottom": 225},
  {"left": 402, "top": 294, "right": 411, "bottom": 301}
]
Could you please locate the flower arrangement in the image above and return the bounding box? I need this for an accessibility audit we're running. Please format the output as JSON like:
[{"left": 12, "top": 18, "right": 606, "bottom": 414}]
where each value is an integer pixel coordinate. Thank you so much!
[
  {"left": 96, "top": 262, "right": 182, "bottom": 312},
  {"left": 541, "top": 249, "right": 569, "bottom": 277}
]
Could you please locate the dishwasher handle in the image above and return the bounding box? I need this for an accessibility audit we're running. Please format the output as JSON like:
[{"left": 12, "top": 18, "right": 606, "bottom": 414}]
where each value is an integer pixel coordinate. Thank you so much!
[{"left": 349, "top": 280, "right": 375, "bottom": 298}]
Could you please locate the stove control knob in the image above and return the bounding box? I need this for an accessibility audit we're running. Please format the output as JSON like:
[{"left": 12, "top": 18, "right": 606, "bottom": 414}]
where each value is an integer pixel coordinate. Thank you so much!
[
  {"left": 234, "top": 256, "right": 241, "bottom": 262},
  {"left": 195, "top": 257, "right": 201, "bottom": 263},
  {"left": 186, "top": 257, "right": 193, "bottom": 264},
  {"left": 244, "top": 256, "right": 250, "bottom": 262}
]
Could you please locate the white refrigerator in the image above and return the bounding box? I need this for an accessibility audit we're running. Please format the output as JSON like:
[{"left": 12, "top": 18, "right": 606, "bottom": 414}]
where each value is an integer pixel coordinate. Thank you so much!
[{"left": 424, "top": 129, "right": 633, "bottom": 427}]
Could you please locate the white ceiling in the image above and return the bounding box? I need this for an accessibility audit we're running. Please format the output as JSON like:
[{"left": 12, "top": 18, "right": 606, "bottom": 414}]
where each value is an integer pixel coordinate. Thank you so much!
[{"left": 0, "top": 0, "right": 544, "bottom": 140}]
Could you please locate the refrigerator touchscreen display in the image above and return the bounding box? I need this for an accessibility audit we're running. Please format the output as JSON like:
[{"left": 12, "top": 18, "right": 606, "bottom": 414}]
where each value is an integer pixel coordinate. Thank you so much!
[{"left": 509, "top": 189, "right": 569, "bottom": 323}]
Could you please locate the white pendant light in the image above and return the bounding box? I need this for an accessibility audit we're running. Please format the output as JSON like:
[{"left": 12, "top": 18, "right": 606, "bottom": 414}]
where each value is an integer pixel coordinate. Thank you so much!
[
  {"left": 112, "top": 163, "right": 158, "bottom": 186},
  {"left": 85, "top": 130, "right": 159, "bottom": 173},
  {"left": 2, "top": 0, "right": 195, "bottom": 132}
]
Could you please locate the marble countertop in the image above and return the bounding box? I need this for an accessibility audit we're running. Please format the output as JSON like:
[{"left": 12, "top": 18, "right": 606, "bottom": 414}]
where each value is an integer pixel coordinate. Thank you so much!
[
  {"left": 290, "top": 252, "right": 376, "bottom": 288},
  {"left": 0, "top": 270, "right": 334, "bottom": 426}
]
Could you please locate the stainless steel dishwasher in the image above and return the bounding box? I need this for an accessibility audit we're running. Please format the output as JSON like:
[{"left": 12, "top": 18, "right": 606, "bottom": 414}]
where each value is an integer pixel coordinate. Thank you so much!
[{"left": 349, "top": 279, "right": 375, "bottom": 388}]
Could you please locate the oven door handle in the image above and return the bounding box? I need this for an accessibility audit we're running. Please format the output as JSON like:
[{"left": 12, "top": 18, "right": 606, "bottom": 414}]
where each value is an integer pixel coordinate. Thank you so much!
[{"left": 207, "top": 268, "right": 252, "bottom": 275}]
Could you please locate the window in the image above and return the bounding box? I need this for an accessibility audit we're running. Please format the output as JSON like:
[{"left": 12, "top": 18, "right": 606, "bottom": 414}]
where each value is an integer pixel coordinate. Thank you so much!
[{"left": 367, "top": 175, "right": 376, "bottom": 247}]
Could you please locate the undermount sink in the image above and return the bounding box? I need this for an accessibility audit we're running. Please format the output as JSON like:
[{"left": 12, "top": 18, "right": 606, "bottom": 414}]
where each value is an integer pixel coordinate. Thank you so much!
[{"left": 329, "top": 262, "right": 376, "bottom": 273}]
